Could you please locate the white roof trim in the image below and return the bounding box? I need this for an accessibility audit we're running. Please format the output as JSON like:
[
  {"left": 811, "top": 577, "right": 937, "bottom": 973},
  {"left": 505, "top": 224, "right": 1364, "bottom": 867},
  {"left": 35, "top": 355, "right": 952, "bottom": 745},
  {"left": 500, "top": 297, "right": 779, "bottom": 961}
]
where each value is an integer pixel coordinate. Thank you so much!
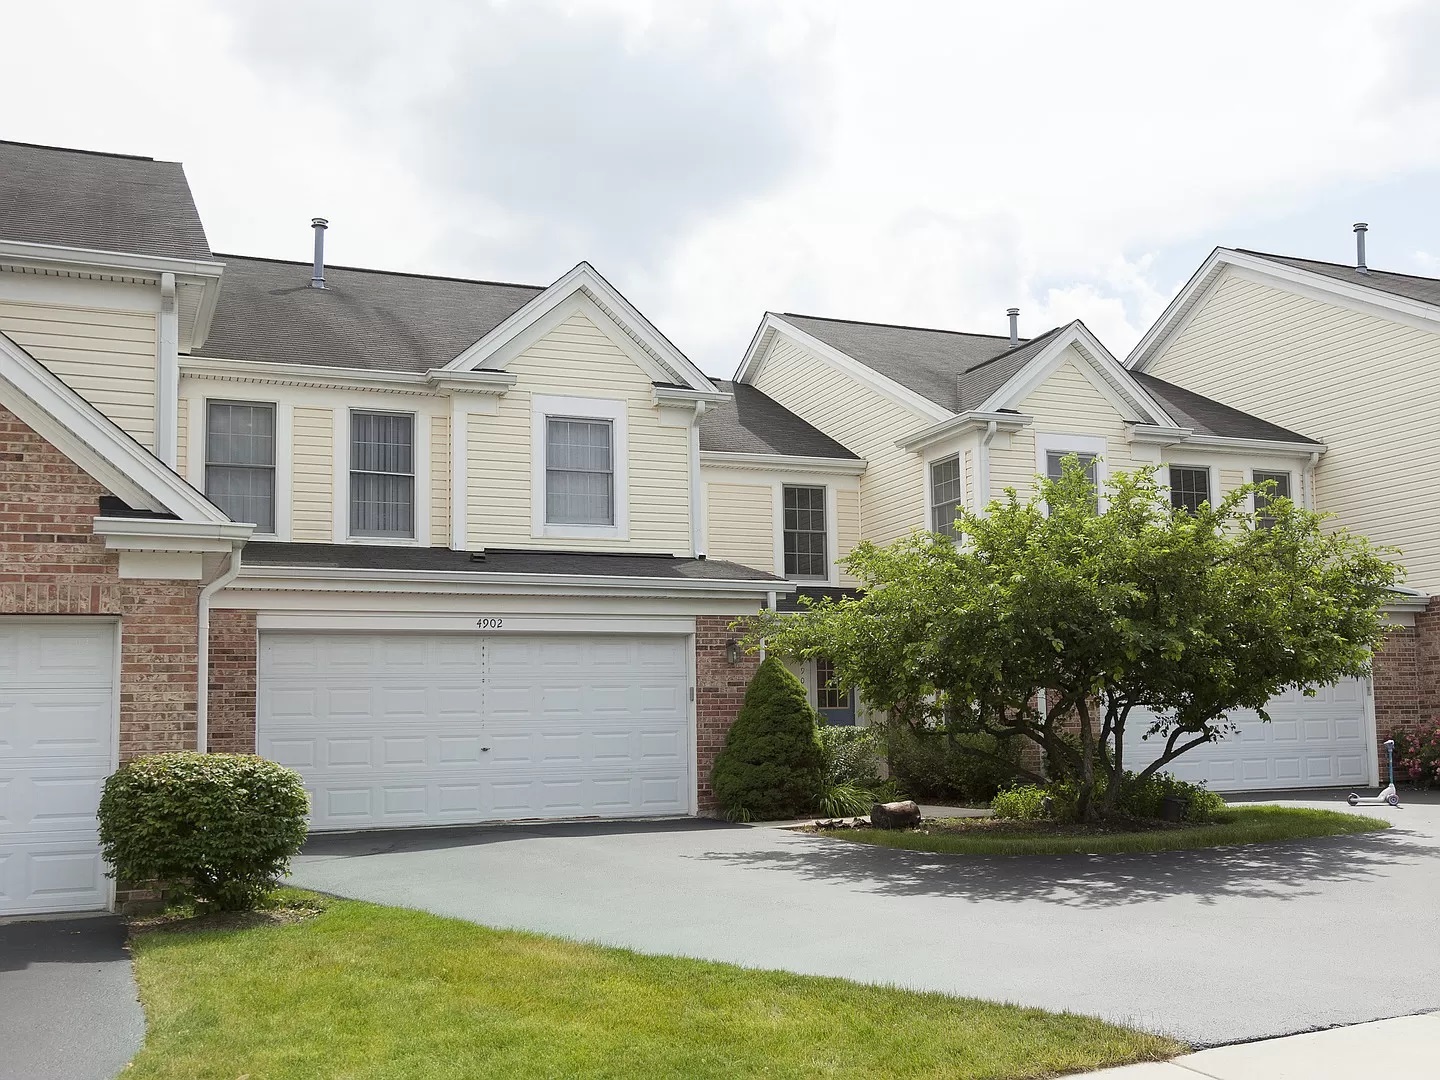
[
  {"left": 978, "top": 321, "right": 1175, "bottom": 426},
  {"left": 897, "top": 411, "right": 1033, "bottom": 453},
  {"left": 443, "top": 261, "right": 718, "bottom": 393},
  {"left": 735, "top": 314, "right": 952, "bottom": 424},
  {"left": 1128, "top": 248, "right": 1440, "bottom": 372},
  {"left": 0, "top": 329, "right": 234, "bottom": 523}
]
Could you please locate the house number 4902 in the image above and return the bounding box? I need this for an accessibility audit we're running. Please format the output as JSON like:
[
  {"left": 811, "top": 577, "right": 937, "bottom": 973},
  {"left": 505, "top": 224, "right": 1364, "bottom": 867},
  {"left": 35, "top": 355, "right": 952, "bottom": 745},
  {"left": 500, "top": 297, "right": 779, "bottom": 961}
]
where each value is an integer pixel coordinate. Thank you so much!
[{"left": 475, "top": 617, "right": 504, "bottom": 630}]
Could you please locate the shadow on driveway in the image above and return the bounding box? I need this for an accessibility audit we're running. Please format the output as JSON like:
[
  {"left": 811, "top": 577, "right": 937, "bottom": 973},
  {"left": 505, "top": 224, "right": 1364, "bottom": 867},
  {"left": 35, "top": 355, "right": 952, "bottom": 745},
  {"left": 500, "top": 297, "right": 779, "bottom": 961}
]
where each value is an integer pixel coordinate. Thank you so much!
[{"left": 689, "top": 826, "right": 1439, "bottom": 908}]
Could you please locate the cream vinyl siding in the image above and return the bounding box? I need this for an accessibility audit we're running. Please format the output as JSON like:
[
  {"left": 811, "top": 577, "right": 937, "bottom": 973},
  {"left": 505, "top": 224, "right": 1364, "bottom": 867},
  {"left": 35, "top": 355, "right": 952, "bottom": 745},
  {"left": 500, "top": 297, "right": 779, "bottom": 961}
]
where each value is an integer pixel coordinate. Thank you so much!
[
  {"left": 705, "top": 481, "right": 774, "bottom": 569},
  {"left": 753, "top": 334, "right": 927, "bottom": 544},
  {"left": 291, "top": 407, "right": 334, "bottom": 542},
  {"left": 431, "top": 413, "right": 450, "bottom": 544},
  {"left": 1145, "top": 271, "right": 1440, "bottom": 588},
  {"left": 0, "top": 300, "right": 157, "bottom": 448},
  {"left": 836, "top": 487, "right": 861, "bottom": 586},
  {"left": 465, "top": 311, "right": 691, "bottom": 553},
  {"left": 987, "top": 349, "right": 1145, "bottom": 499},
  {"left": 1219, "top": 467, "right": 1246, "bottom": 498},
  {"left": 175, "top": 397, "right": 189, "bottom": 479}
]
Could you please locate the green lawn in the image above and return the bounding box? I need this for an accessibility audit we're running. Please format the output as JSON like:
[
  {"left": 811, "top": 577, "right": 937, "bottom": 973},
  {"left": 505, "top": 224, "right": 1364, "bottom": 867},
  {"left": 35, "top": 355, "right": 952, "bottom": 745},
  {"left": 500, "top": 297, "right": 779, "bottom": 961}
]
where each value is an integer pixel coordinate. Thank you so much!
[
  {"left": 819, "top": 805, "right": 1389, "bottom": 857},
  {"left": 126, "top": 893, "right": 1182, "bottom": 1080}
]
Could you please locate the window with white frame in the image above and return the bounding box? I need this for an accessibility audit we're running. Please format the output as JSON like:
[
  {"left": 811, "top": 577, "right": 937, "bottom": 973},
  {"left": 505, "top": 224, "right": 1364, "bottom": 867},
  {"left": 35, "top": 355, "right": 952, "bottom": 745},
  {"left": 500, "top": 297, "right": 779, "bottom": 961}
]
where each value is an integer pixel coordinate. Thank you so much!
[
  {"left": 783, "top": 485, "right": 828, "bottom": 579},
  {"left": 205, "top": 401, "right": 276, "bottom": 532},
  {"left": 1044, "top": 450, "right": 1099, "bottom": 486},
  {"left": 1253, "top": 469, "right": 1292, "bottom": 528},
  {"left": 350, "top": 410, "right": 415, "bottom": 538},
  {"left": 546, "top": 417, "right": 615, "bottom": 525},
  {"left": 1168, "top": 465, "right": 1210, "bottom": 513},
  {"left": 930, "top": 455, "right": 963, "bottom": 536}
]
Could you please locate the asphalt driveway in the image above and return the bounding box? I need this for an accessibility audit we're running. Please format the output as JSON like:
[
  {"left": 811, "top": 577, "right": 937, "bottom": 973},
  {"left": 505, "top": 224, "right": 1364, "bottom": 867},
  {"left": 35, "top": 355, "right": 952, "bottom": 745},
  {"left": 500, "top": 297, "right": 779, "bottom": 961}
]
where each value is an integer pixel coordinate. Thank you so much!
[
  {"left": 0, "top": 915, "right": 144, "bottom": 1080},
  {"left": 290, "top": 794, "right": 1440, "bottom": 1047}
]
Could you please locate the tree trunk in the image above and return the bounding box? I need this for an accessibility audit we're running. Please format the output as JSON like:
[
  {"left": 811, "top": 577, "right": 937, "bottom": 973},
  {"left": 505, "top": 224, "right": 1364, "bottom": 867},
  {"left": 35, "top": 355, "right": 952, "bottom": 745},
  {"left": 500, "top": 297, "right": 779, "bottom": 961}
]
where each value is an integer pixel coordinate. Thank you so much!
[{"left": 1075, "top": 697, "right": 1096, "bottom": 823}]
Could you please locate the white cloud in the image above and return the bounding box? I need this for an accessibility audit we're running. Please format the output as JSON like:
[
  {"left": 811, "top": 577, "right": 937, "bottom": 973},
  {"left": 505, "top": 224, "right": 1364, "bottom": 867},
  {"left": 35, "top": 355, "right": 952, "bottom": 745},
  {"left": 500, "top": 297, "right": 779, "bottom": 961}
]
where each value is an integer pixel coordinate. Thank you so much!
[{"left": 6, "top": 0, "right": 1440, "bottom": 375}]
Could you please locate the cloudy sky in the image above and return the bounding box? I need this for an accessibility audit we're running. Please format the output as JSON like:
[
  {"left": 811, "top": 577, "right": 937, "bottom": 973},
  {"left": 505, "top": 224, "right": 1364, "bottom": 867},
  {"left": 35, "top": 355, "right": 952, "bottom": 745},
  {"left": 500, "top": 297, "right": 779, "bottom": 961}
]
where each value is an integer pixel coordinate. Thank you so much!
[{"left": 6, "top": 0, "right": 1440, "bottom": 375}]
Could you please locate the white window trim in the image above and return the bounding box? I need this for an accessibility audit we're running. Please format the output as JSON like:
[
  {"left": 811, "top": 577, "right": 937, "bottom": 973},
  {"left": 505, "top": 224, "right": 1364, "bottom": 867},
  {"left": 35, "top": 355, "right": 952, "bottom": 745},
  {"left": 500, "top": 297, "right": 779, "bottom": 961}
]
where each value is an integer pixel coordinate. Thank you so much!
[
  {"left": 1165, "top": 461, "right": 1218, "bottom": 512},
  {"left": 926, "top": 451, "right": 965, "bottom": 534},
  {"left": 1035, "top": 432, "right": 1108, "bottom": 512},
  {"left": 1249, "top": 466, "right": 1296, "bottom": 517},
  {"left": 773, "top": 479, "right": 838, "bottom": 585},
  {"left": 195, "top": 395, "right": 291, "bottom": 541},
  {"left": 340, "top": 407, "right": 427, "bottom": 546},
  {"left": 531, "top": 394, "right": 629, "bottom": 540}
]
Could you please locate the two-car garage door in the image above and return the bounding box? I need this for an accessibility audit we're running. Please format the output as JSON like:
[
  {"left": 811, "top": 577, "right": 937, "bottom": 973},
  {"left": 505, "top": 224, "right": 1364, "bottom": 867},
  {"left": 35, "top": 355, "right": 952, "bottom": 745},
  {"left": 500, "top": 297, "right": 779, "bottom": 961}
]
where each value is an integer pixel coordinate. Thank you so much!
[{"left": 257, "top": 632, "right": 693, "bottom": 831}]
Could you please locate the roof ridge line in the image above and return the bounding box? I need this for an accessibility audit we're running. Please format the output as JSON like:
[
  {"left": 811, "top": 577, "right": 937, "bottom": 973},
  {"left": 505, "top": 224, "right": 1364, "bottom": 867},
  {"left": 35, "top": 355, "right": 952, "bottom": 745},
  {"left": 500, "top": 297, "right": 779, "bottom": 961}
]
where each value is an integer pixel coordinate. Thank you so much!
[
  {"left": 0, "top": 138, "right": 161, "bottom": 163},
  {"left": 782, "top": 312, "right": 1025, "bottom": 341},
  {"left": 212, "top": 253, "right": 547, "bottom": 290},
  {"left": 1238, "top": 248, "right": 1440, "bottom": 285}
]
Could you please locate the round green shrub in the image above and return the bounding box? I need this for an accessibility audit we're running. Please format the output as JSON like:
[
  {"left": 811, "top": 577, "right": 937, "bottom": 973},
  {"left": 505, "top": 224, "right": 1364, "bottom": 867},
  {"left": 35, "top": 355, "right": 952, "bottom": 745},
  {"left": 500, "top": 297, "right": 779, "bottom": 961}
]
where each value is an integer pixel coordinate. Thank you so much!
[
  {"left": 98, "top": 752, "right": 310, "bottom": 911},
  {"left": 990, "top": 772, "right": 1226, "bottom": 824},
  {"left": 711, "top": 656, "right": 824, "bottom": 821},
  {"left": 885, "top": 724, "right": 1021, "bottom": 803}
]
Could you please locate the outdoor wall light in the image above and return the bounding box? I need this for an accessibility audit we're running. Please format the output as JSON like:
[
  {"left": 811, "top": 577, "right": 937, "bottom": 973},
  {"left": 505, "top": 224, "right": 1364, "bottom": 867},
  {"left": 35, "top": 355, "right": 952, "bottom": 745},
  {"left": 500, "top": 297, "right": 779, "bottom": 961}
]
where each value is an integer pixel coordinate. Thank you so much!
[{"left": 726, "top": 638, "right": 740, "bottom": 665}]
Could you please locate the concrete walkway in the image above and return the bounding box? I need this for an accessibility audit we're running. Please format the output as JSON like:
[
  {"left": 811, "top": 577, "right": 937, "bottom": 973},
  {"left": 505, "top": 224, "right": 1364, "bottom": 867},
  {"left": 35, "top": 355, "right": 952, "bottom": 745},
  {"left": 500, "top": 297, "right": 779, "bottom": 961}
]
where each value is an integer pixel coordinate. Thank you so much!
[
  {"left": 0, "top": 915, "right": 145, "bottom": 1080},
  {"left": 1086, "top": 1011, "right": 1440, "bottom": 1077}
]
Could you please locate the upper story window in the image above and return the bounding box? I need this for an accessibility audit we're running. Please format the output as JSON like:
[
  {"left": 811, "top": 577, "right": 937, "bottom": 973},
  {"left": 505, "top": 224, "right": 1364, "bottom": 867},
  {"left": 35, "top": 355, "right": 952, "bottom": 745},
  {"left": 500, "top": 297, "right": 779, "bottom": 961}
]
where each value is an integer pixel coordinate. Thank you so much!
[
  {"left": 350, "top": 410, "right": 415, "bottom": 539},
  {"left": 205, "top": 401, "right": 275, "bottom": 533},
  {"left": 546, "top": 417, "right": 614, "bottom": 526},
  {"left": 1045, "top": 450, "right": 1099, "bottom": 487},
  {"left": 930, "top": 455, "right": 963, "bottom": 537},
  {"left": 1168, "top": 465, "right": 1211, "bottom": 513},
  {"left": 1253, "top": 469, "right": 1292, "bottom": 528},
  {"left": 783, "top": 485, "right": 828, "bottom": 579}
]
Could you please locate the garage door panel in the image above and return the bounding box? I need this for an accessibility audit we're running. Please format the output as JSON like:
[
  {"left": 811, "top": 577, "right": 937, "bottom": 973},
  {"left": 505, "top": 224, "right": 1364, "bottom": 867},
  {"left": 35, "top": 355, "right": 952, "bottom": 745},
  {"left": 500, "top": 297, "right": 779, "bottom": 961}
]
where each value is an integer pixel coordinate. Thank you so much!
[
  {"left": 0, "top": 620, "right": 114, "bottom": 915},
  {"left": 258, "top": 632, "right": 692, "bottom": 829},
  {"left": 1124, "top": 677, "right": 1370, "bottom": 792}
]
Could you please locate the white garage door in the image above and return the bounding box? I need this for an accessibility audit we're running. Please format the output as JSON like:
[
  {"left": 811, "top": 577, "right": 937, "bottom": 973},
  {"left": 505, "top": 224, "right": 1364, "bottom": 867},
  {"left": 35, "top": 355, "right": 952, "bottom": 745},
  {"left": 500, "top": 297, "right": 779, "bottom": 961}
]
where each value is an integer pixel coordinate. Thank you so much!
[
  {"left": 0, "top": 620, "right": 115, "bottom": 916},
  {"left": 257, "top": 632, "right": 693, "bottom": 831},
  {"left": 1123, "top": 679, "right": 1371, "bottom": 792}
]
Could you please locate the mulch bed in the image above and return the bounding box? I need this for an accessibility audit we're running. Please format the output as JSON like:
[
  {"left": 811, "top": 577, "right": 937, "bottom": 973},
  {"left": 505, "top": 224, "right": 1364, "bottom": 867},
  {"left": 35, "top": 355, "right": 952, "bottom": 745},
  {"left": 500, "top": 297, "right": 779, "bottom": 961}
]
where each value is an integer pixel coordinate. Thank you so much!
[{"left": 812, "top": 815, "right": 1196, "bottom": 838}]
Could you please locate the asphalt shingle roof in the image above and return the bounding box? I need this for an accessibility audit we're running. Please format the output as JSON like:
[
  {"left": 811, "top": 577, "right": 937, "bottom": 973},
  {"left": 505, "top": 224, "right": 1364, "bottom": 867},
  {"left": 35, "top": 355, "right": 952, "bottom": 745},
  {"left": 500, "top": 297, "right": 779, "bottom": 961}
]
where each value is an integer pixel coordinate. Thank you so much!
[
  {"left": 779, "top": 313, "right": 1065, "bottom": 412},
  {"left": 699, "top": 381, "right": 860, "bottom": 459},
  {"left": 242, "top": 541, "right": 785, "bottom": 582},
  {"left": 195, "top": 255, "right": 544, "bottom": 372},
  {"left": 1240, "top": 250, "right": 1440, "bottom": 309},
  {"left": 1131, "top": 371, "right": 1321, "bottom": 445},
  {"left": 0, "top": 140, "right": 211, "bottom": 261}
]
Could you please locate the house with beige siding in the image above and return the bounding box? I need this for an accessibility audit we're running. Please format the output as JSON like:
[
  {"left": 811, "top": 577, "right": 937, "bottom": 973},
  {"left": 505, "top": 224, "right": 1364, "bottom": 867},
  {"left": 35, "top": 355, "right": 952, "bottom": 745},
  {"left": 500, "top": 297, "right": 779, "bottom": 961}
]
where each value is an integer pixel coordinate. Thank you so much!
[
  {"left": 0, "top": 140, "right": 788, "bottom": 917},
  {"left": 725, "top": 306, "right": 1399, "bottom": 791},
  {"left": 1126, "top": 236, "right": 1440, "bottom": 765}
]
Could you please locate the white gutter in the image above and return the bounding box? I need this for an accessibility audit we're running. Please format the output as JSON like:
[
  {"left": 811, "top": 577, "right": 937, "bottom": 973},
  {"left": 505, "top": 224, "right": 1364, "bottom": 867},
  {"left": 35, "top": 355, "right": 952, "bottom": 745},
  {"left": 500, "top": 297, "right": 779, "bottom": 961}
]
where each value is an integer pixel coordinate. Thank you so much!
[
  {"left": 897, "top": 411, "right": 1031, "bottom": 454},
  {"left": 701, "top": 450, "right": 868, "bottom": 475},
  {"left": 156, "top": 272, "right": 180, "bottom": 467},
  {"left": 975, "top": 420, "right": 999, "bottom": 510},
  {"left": 1303, "top": 450, "right": 1321, "bottom": 510},
  {"left": 235, "top": 563, "right": 794, "bottom": 596},
  {"left": 690, "top": 400, "right": 708, "bottom": 557},
  {"left": 195, "top": 542, "right": 244, "bottom": 753}
]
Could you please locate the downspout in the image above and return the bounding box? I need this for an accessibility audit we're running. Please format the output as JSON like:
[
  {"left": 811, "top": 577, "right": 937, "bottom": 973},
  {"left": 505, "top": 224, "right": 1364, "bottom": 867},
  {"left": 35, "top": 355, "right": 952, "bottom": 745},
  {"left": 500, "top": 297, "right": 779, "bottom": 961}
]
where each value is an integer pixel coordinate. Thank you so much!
[
  {"left": 976, "top": 420, "right": 999, "bottom": 510},
  {"left": 690, "top": 401, "right": 708, "bottom": 557},
  {"left": 1303, "top": 451, "right": 1321, "bottom": 509},
  {"left": 195, "top": 543, "right": 244, "bottom": 753},
  {"left": 157, "top": 272, "right": 179, "bottom": 467}
]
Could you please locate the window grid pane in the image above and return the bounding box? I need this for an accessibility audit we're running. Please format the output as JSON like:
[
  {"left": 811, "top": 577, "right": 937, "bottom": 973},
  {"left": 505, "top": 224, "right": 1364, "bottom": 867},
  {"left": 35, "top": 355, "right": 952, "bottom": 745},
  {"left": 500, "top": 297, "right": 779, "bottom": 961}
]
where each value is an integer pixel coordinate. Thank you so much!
[
  {"left": 1045, "top": 451, "right": 1098, "bottom": 485},
  {"left": 350, "top": 411, "right": 414, "bottom": 538},
  {"left": 205, "top": 401, "right": 276, "bottom": 532},
  {"left": 930, "top": 455, "right": 963, "bottom": 536},
  {"left": 783, "top": 485, "right": 827, "bottom": 578},
  {"left": 1254, "top": 470, "right": 1291, "bottom": 528},
  {"left": 1169, "top": 466, "right": 1210, "bottom": 513},
  {"left": 546, "top": 418, "right": 615, "bottom": 525}
]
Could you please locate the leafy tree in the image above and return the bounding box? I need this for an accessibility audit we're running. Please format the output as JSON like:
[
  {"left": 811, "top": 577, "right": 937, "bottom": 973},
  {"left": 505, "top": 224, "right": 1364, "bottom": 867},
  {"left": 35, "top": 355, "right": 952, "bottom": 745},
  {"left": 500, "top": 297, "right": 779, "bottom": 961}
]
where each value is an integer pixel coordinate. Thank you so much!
[
  {"left": 711, "top": 655, "right": 824, "bottom": 821},
  {"left": 747, "top": 460, "right": 1400, "bottom": 821}
]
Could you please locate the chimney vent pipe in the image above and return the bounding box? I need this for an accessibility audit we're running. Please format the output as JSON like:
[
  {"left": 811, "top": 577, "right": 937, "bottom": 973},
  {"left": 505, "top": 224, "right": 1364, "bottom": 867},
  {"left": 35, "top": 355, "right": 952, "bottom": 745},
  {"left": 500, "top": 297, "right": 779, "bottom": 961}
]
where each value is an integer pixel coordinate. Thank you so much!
[
  {"left": 311, "top": 217, "right": 329, "bottom": 289},
  {"left": 1353, "top": 222, "right": 1368, "bottom": 274},
  {"left": 1007, "top": 307, "right": 1020, "bottom": 348}
]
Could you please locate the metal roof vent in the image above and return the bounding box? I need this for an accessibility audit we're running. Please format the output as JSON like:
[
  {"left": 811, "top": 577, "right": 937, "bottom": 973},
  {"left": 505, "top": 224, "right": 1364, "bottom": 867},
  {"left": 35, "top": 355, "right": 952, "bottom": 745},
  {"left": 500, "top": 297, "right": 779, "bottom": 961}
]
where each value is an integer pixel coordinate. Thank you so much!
[
  {"left": 311, "top": 217, "right": 329, "bottom": 288},
  {"left": 1353, "top": 222, "right": 1368, "bottom": 274},
  {"left": 1007, "top": 307, "right": 1020, "bottom": 348}
]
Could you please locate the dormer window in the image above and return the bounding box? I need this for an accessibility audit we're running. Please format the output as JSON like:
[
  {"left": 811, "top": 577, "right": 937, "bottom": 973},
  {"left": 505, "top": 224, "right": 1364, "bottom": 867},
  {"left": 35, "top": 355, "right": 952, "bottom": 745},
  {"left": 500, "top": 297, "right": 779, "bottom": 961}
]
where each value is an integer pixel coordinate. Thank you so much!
[{"left": 546, "top": 417, "right": 614, "bottom": 526}]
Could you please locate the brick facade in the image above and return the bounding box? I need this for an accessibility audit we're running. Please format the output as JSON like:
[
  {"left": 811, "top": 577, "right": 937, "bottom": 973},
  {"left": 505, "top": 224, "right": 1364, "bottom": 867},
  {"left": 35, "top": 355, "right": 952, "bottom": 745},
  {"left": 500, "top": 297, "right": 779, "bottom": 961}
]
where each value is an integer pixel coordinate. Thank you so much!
[
  {"left": 1374, "top": 601, "right": 1440, "bottom": 778},
  {"left": 207, "top": 608, "right": 259, "bottom": 753},
  {"left": 0, "top": 406, "right": 202, "bottom": 759},
  {"left": 694, "top": 614, "right": 761, "bottom": 814}
]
